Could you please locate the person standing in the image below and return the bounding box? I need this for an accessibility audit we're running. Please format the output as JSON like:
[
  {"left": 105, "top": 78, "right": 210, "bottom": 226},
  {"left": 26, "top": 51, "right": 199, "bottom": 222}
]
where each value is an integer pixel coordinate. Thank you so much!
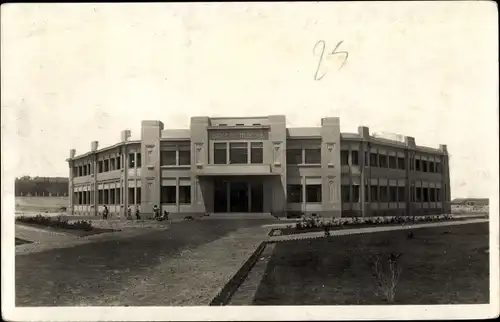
[
  {"left": 153, "top": 205, "right": 159, "bottom": 220},
  {"left": 103, "top": 205, "right": 109, "bottom": 220},
  {"left": 135, "top": 206, "right": 141, "bottom": 220},
  {"left": 127, "top": 205, "right": 132, "bottom": 220}
]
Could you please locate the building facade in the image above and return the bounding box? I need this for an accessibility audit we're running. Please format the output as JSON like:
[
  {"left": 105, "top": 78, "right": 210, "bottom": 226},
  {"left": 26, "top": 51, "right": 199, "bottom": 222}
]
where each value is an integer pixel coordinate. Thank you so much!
[{"left": 67, "top": 116, "right": 451, "bottom": 218}]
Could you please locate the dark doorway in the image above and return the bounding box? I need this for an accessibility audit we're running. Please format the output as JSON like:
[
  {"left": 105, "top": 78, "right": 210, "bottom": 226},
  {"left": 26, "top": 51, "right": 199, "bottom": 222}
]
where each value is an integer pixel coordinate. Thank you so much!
[
  {"left": 230, "top": 181, "right": 248, "bottom": 212},
  {"left": 250, "top": 182, "right": 264, "bottom": 212},
  {"left": 214, "top": 179, "right": 228, "bottom": 213}
]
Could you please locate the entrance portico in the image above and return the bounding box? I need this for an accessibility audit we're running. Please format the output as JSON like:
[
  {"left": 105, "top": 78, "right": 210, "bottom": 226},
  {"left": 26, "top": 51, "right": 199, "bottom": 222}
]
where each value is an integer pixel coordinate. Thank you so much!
[{"left": 196, "top": 173, "right": 279, "bottom": 214}]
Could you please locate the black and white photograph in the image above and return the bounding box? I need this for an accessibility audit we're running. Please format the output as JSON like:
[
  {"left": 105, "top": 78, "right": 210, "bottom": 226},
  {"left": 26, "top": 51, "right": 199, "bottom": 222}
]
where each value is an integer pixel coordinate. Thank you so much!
[{"left": 1, "top": 2, "right": 498, "bottom": 321}]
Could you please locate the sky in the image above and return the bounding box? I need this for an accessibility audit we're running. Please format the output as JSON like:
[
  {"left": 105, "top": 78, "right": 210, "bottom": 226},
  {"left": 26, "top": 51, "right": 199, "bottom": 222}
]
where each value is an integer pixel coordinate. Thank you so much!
[{"left": 1, "top": 2, "right": 498, "bottom": 199}]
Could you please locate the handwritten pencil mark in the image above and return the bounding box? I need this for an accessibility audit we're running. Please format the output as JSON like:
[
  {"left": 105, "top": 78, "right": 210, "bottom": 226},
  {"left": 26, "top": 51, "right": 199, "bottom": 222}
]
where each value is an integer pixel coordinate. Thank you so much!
[{"left": 313, "top": 40, "right": 349, "bottom": 80}]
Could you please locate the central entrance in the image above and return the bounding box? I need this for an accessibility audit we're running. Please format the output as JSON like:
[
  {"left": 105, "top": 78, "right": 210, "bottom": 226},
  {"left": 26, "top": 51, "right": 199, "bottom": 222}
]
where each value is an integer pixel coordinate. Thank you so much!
[{"left": 213, "top": 178, "right": 264, "bottom": 213}]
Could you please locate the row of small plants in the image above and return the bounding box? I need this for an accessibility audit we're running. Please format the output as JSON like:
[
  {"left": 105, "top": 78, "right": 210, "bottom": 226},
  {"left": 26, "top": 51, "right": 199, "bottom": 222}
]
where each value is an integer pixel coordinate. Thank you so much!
[
  {"left": 16, "top": 214, "right": 93, "bottom": 231},
  {"left": 296, "top": 214, "right": 454, "bottom": 231},
  {"left": 270, "top": 214, "right": 456, "bottom": 237}
]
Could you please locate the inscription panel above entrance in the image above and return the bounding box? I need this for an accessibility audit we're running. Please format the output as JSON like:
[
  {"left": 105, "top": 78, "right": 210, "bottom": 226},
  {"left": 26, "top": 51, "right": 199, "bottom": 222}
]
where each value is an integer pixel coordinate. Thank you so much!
[{"left": 209, "top": 129, "right": 269, "bottom": 141}]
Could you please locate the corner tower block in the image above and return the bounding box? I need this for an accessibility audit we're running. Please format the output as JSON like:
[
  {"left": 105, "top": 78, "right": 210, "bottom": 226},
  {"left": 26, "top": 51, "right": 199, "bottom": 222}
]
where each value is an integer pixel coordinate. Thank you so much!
[{"left": 140, "top": 121, "right": 164, "bottom": 217}]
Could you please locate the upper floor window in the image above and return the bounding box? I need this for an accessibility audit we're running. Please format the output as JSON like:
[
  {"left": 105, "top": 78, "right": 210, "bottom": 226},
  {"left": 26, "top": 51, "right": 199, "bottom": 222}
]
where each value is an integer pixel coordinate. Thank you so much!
[
  {"left": 229, "top": 142, "right": 247, "bottom": 164},
  {"left": 415, "top": 159, "right": 421, "bottom": 171},
  {"left": 136, "top": 153, "right": 142, "bottom": 168},
  {"left": 104, "top": 159, "right": 109, "bottom": 172},
  {"left": 286, "top": 149, "right": 302, "bottom": 165},
  {"left": 341, "top": 150, "right": 349, "bottom": 165},
  {"left": 304, "top": 148, "right": 321, "bottom": 164},
  {"left": 429, "top": 162, "right": 435, "bottom": 173},
  {"left": 379, "top": 154, "right": 388, "bottom": 168},
  {"left": 178, "top": 149, "right": 191, "bottom": 166},
  {"left": 251, "top": 142, "right": 263, "bottom": 163},
  {"left": 306, "top": 184, "right": 322, "bottom": 202},
  {"left": 421, "top": 160, "right": 428, "bottom": 172},
  {"left": 116, "top": 156, "right": 121, "bottom": 170},
  {"left": 214, "top": 143, "right": 227, "bottom": 164},
  {"left": 370, "top": 153, "right": 378, "bottom": 167},
  {"left": 389, "top": 156, "right": 397, "bottom": 169},
  {"left": 351, "top": 151, "right": 359, "bottom": 165},
  {"left": 397, "top": 157, "right": 405, "bottom": 170},
  {"left": 161, "top": 151, "right": 176, "bottom": 166},
  {"left": 128, "top": 153, "right": 135, "bottom": 168},
  {"left": 98, "top": 161, "right": 103, "bottom": 173}
]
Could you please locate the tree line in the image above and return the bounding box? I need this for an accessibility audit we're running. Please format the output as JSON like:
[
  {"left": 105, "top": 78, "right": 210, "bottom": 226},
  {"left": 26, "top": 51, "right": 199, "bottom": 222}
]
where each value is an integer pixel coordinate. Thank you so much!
[{"left": 15, "top": 176, "right": 69, "bottom": 197}]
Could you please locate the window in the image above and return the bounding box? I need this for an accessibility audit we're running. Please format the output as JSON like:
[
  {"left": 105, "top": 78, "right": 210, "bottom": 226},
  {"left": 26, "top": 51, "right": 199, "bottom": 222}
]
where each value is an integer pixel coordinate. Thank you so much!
[
  {"left": 179, "top": 186, "right": 191, "bottom": 204},
  {"left": 304, "top": 148, "right": 321, "bottom": 164},
  {"left": 251, "top": 142, "right": 263, "bottom": 163},
  {"left": 116, "top": 156, "right": 121, "bottom": 170},
  {"left": 410, "top": 157, "right": 415, "bottom": 171},
  {"left": 430, "top": 188, "right": 436, "bottom": 202},
  {"left": 422, "top": 161, "right": 427, "bottom": 172},
  {"left": 230, "top": 142, "right": 248, "bottom": 164},
  {"left": 116, "top": 188, "right": 121, "bottom": 204},
  {"left": 370, "top": 153, "right": 378, "bottom": 167},
  {"left": 110, "top": 188, "right": 115, "bottom": 204},
  {"left": 341, "top": 150, "right": 349, "bottom": 165},
  {"left": 129, "top": 153, "right": 135, "bottom": 168},
  {"left": 161, "top": 186, "right": 176, "bottom": 204},
  {"left": 98, "top": 190, "right": 103, "bottom": 205},
  {"left": 379, "top": 185, "right": 388, "bottom": 202},
  {"left": 161, "top": 151, "right": 177, "bottom": 166},
  {"left": 341, "top": 185, "right": 350, "bottom": 202},
  {"left": 436, "top": 162, "right": 442, "bottom": 173},
  {"left": 286, "top": 149, "right": 302, "bottom": 164},
  {"left": 397, "top": 157, "right": 405, "bottom": 170},
  {"left": 351, "top": 150, "right": 359, "bottom": 165},
  {"left": 287, "top": 184, "right": 302, "bottom": 203},
  {"left": 306, "top": 184, "right": 322, "bottom": 202},
  {"left": 136, "top": 187, "right": 141, "bottom": 204},
  {"left": 389, "top": 186, "right": 398, "bottom": 202},
  {"left": 365, "top": 185, "right": 369, "bottom": 202},
  {"left": 128, "top": 187, "right": 135, "bottom": 204},
  {"left": 416, "top": 187, "right": 422, "bottom": 202},
  {"left": 415, "top": 159, "right": 421, "bottom": 171},
  {"left": 103, "top": 189, "right": 109, "bottom": 204},
  {"left": 389, "top": 156, "right": 397, "bottom": 169},
  {"left": 379, "top": 155, "right": 388, "bottom": 168},
  {"left": 411, "top": 186, "right": 415, "bottom": 202},
  {"left": 104, "top": 159, "right": 109, "bottom": 172},
  {"left": 352, "top": 185, "right": 360, "bottom": 202},
  {"left": 136, "top": 153, "right": 142, "bottom": 168},
  {"left": 110, "top": 158, "right": 116, "bottom": 171},
  {"left": 179, "top": 150, "right": 191, "bottom": 165},
  {"left": 214, "top": 143, "right": 227, "bottom": 164},
  {"left": 370, "top": 185, "right": 379, "bottom": 202},
  {"left": 436, "top": 188, "right": 442, "bottom": 202},
  {"left": 88, "top": 164, "right": 92, "bottom": 175},
  {"left": 364, "top": 152, "right": 369, "bottom": 166},
  {"left": 429, "top": 162, "right": 435, "bottom": 173},
  {"left": 423, "top": 187, "right": 429, "bottom": 202}
]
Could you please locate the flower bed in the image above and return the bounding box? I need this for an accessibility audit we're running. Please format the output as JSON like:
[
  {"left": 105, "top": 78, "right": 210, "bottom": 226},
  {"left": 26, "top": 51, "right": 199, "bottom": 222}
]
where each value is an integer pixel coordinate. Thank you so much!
[
  {"left": 16, "top": 214, "right": 93, "bottom": 231},
  {"left": 269, "top": 214, "right": 461, "bottom": 237}
]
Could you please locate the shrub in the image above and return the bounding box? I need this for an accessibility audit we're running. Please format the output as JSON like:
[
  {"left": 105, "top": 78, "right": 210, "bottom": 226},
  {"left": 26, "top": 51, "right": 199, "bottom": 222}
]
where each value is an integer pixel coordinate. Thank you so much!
[
  {"left": 184, "top": 216, "right": 195, "bottom": 221},
  {"left": 371, "top": 252, "right": 403, "bottom": 303}
]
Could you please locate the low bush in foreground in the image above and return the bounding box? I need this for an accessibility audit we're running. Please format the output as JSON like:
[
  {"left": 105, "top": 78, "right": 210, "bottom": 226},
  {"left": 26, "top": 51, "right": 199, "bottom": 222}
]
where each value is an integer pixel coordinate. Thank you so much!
[{"left": 16, "top": 214, "right": 93, "bottom": 231}]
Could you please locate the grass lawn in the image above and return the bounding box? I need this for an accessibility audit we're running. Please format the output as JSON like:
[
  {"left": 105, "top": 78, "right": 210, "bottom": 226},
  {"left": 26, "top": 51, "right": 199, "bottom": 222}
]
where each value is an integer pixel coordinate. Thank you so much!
[
  {"left": 254, "top": 222, "right": 489, "bottom": 305},
  {"left": 15, "top": 238, "right": 33, "bottom": 246}
]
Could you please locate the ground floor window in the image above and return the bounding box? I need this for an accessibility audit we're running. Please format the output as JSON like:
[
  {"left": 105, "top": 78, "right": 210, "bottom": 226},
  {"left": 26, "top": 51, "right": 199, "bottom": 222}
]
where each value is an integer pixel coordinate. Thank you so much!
[
  {"left": 128, "top": 187, "right": 135, "bottom": 204},
  {"left": 397, "top": 186, "right": 405, "bottom": 202},
  {"left": 389, "top": 186, "right": 397, "bottom": 202},
  {"left": 136, "top": 187, "right": 142, "bottom": 204},
  {"left": 306, "top": 184, "right": 322, "bottom": 203},
  {"left": 287, "top": 184, "right": 302, "bottom": 203},
  {"left": 161, "top": 186, "right": 176, "bottom": 204},
  {"left": 179, "top": 186, "right": 191, "bottom": 204},
  {"left": 352, "top": 185, "right": 360, "bottom": 202},
  {"left": 341, "top": 185, "right": 350, "bottom": 202}
]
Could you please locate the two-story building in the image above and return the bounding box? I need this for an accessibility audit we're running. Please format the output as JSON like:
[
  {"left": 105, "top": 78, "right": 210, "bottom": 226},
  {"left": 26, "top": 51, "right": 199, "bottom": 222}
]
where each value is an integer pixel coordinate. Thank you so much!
[{"left": 66, "top": 115, "right": 451, "bottom": 219}]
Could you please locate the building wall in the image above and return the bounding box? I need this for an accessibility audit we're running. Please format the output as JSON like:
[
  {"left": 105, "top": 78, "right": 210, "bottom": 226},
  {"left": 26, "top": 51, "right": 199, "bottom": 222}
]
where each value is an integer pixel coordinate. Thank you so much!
[{"left": 67, "top": 115, "right": 451, "bottom": 218}]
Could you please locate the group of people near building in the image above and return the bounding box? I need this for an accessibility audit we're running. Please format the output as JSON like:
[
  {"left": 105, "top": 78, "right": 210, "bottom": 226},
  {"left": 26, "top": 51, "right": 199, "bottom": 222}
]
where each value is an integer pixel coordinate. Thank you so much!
[{"left": 100, "top": 204, "right": 168, "bottom": 221}]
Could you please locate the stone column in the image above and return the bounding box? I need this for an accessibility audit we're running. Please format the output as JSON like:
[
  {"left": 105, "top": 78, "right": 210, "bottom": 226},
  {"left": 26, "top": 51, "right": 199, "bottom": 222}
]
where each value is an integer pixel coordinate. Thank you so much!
[
  {"left": 321, "top": 117, "right": 342, "bottom": 218},
  {"left": 90, "top": 141, "right": 99, "bottom": 217}
]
